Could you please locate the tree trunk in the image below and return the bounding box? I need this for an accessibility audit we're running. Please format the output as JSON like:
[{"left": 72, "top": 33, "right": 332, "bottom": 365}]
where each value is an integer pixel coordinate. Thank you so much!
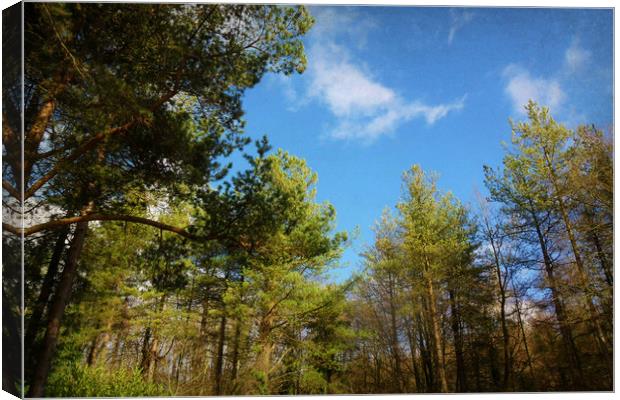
[
  {"left": 486, "top": 225, "right": 511, "bottom": 391},
  {"left": 140, "top": 294, "right": 166, "bottom": 381},
  {"left": 406, "top": 323, "right": 423, "bottom": 392},
  {"left": 448, "top": 289, "right": 467, "bottom": 392},
  {"left": 112, "top": 298, "right": 130, "bottom": 369},
  {"left": 387, "top": 272, "right": 403, "bottom": 392},
  {"left": 488, "top": 341, "right": 501, "bottom": 390},
  {"left": 194, "top": 289, "right": 210, "bottom": 383},
  {"left": 86, "top": 332, "right": 100, "bottom": 367},
  {"left": 513, "top": 285, "right": 535, "bottom": 389},
  {"left": 499, "top": 295, "right": 510, "bottom": 390},
  {"left": 470, "top": 336, "right": 481, "bottom": 391},
  {"left": 24, "top": 227, "right": 69, "bottom": 356},
  {"left": 2, "top": 286, "right": 21, "bottom": 397},
  {"left": 27, "top": 219, "right": 89, "bottom": 397},
  {"left": 558, "top": 201, "right": 610, "bottom": 357},
  {"left": 140, "top": 327, "right": 153, "bottom": 375},
  {"left": 372, "top": 353, "right": 381, "bottom": 392},
  {"left": 543, "top": 155, "right": 610, "bottom": 357},
  {"left": 111, "top": 333, "right": 124, "bottom": 369},
  {"left": 255, "top": 311, "right": 274, "bottom": 394},
  {"left": 425, "top": 271, "right": 448, "bottom": 392},
  {"left": 417, "top": 310, "right": 434, "bottom": 391},
  {"left": 146, "top": 336, "right": 159, "bottom": 381},
  {"left": 583, "top": 208, "right": 613, "bottom": 287},
  {"left": 86, "top": 321, "right": 112, "bottom": 367},
  {"left": 214, "top": 315, "right": 227, "bottom": 395},
  {"left": 529, "top": 209, "right": 583, "bottom": 387},
  {"left": 591, "top": 230, "right": 612, "bottom": 286},
  {"left": 229, "top": 318, "right": 242, "bottom": 392}
]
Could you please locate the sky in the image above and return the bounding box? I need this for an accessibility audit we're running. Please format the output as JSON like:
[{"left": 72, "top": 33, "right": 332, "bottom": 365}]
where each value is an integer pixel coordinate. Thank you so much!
[{"left": 237, "top": 6, "right": 613, "bottom": 282}]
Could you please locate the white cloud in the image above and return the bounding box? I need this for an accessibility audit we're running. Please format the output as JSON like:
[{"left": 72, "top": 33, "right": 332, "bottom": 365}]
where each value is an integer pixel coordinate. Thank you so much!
[
  {"left": 330, "top": 96, "right": 466, "bottom": 142},
  {"left": 309, "top": 7, "right": 376, "bottom": 49},
  {"left": 564, "top": 39, "right": 591, "bottom": 72},
  {"left": 308, "top": 43, "right": 395, "bottom": 117},
  {"left": 502, "top": 64, "right": 565, "bottom": 115},
  {"left": 448, "top": 9, "right": 475, "bottom": 45},
  {"left": 306, "top": 42, "right": 465, "bottom": 143},
  {"left": 272, "top": 8, "right": 466, "bottom": 143}
]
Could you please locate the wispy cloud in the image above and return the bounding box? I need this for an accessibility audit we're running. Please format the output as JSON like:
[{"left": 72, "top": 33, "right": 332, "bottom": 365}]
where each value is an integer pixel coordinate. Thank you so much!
[
  {"left": 308, "top": 7, "right": 376, "bottom": 49},
  {"left": 308, "top": 44, "right": 394, "bottom": 118},
  {"left": 329, "top": 95, "right": 466, "bottom": 142},
  {"left": 448, "top": 9, "right": 475, "bottom": 45},
  {"left": 277, "top": 8, "right": 466, "bottom": 144},
  {"left": 502, "top": 39, "right": 594, "bottom": 116},
  {"left": 564, "top": 39, "right": 591, "bottom": 72},
  {"left": 307, "top": 42, "right": 465, "bottom": 143},
  {"left": 502, "top": 64, "right": 565, "bottom": 115}
]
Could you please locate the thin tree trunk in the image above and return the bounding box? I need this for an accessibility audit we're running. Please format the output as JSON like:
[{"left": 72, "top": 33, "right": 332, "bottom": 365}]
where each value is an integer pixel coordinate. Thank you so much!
[
  {"left": 590, "top": 229, "right": 612, "bottom": 287},
  {"left": 448, "top": 289, "right": 467, "bottom": 392},
  {"left": 387, "top": 272, "right": 403, "bottom": 392},
  {"left": 529, "top": 209, "right": 583, "bottom": 387},
  {"left": 417, "top": 308, "right": 434, "bottom": 391},
  {"left": 2, "top": 286, "right": 21, "bottom": 398},
  {"left": 146, "top": 336, "right": 159, "bottom": 381},
  {"left": 512, "top": 284, "right": 535, "bottom": 388},
  {"left": 112, "top": 297, "right": 130, "bottom": 369},
  {"left": 140, "top": 294, "right": 166, "bottom": 381},
  {"left": 582, "top": 207, "right": 613, "bottom": 287},
  {"left": 214, "top": 315, "right": 227, "bottom": 395},
  {"left": 373, "top": 352, "right": 381, "bottom": 392},
  {"left": 229, "top": 318, "right": 242, "bottom": 388},
  {"left": 542, "top": 152, "right": 610, "bottom": 356},
  {"left": 488, "top": 340, "right": 501, "bottom": 390},
  {"left": 255, "top": 311, "right": 274, "bottom": 394},
  {"left": 406, "top": 323, "right": 422, "bottom": 393},
  {"left": 194, "top": 286, "right": 211, "bottom": 384},
  {"left": 484, "top": 220, "right": 511, "bottom": 391},
  {"left": 424, "top": 265, "right": 448, "bottom": 393},
  {"left": 27, "top": 219, "right": 89, "bottom": 397},
  {"left": 87, "top": 320, "right": 112, "bottom": 367},
  {"left": 86, "top": 330, "right": 100, "bottom": 366},
  {"left": 24, "top": 227, "right": 69, "bottom": 355},
  {"left": 111, "top": 332, "right": 124, "bottom": 369},
  {"left": 471, "top": 337, "right": 481, "bottom": 392},
  {"left": 140, "top": 327, "right": 153, "bottom": 375}
]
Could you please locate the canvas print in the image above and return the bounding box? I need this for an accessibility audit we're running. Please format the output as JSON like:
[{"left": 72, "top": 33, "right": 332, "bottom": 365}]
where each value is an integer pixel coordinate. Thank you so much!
[{"left": 1, "top": 2, "right": 614, "bottom": 397}]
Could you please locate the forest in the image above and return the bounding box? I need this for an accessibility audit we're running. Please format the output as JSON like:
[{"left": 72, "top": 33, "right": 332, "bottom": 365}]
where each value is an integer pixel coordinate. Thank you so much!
[{"left": 1, "top": 3, "right": 613, "bottom": 397}]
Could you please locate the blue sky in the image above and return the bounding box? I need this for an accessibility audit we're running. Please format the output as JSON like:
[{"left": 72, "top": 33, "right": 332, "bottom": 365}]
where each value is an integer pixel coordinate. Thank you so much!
[{"left": 238, "top": 6, "right": 613, "bottom": 282}]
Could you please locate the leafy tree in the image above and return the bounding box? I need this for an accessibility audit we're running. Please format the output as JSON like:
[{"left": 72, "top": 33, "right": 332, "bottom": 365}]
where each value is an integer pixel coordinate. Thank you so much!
[
  {"left": 227, "top": 150, "right": 347, "bottom": 393},
  {"left": 483, "top": 102, "right": 612, "bottom": 389},
  {"left": 11, "top": 4, "right": 315, "bottom": 396}
]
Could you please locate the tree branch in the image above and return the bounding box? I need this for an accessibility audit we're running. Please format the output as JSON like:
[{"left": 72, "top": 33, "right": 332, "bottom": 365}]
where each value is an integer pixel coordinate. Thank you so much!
[
  {"left": 23, "top": 73, "right": 186, "bottom": 200},
  {"left": 26, "top": 98, "right": 56, "bottom": 148},
  {"left": 2, "top": 180, "right": 21, "bottom": 200},
  {"left": 3, "top": 213, "right": 202, "bottom": 240},
  {"left": 2, "top": 111, "right": 16, "bottom": 145},
  {"left": 23, "top": 120, "right": 137, "bottom": 199}
]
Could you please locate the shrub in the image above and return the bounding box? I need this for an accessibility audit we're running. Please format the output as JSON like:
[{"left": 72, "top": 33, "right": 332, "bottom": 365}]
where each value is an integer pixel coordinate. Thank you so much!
[{"left": 46, "top": 362, "right": 167, "bottom": 397}]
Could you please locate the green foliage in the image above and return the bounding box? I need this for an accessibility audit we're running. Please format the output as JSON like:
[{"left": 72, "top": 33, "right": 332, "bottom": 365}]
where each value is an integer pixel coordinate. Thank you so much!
[
  {"left": 46, "top": 363, "right": 166, "bottom": 397},
  {"left": 20, "top": 2, "right": 315, "bottom": 215}
]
